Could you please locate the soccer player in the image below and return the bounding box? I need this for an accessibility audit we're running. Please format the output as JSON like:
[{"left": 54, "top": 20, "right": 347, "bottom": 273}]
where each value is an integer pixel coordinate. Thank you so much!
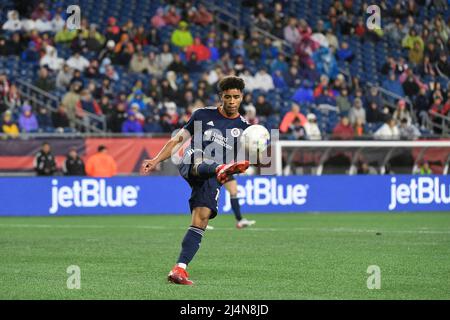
[{"left": 141, "top": 76, "right": 252, "bottom": 285}]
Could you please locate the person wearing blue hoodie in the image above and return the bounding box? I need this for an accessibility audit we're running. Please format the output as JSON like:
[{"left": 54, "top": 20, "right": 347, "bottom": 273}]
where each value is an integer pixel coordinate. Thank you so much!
[{"left": 21, "top": 41, "right": 40, "bottom": 63}]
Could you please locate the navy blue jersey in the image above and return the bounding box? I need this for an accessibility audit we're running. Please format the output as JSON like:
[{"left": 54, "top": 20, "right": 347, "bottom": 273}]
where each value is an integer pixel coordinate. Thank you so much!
[{"left": 183, "top": 107, "right": 250, "bottom": 165}]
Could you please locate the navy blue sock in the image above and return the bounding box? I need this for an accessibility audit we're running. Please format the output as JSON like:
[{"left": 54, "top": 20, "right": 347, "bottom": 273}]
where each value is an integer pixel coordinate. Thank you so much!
[
  {"left": 230, "top": 197, "right": 243, "bottom": 221},
  {"left": 177, "top": 226, "right": 204, "bottom": 265},
  {"left": 195, "top": 162, "right": 219, "bottom": 179}
]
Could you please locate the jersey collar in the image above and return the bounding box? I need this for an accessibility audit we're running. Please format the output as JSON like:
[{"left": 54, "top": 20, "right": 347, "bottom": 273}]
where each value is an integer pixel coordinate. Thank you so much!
[{"left": 218, "top": 106, "right": 240, "bottom": 119}]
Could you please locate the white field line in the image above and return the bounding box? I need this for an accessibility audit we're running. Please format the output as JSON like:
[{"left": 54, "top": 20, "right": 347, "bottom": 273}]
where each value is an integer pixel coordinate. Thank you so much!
[{"left": 0, "top": 224, "right": 449, "bottom": 235}]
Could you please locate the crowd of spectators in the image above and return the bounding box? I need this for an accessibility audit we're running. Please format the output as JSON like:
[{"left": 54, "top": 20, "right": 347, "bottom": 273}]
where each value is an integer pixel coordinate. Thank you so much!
[{"left": 0, "top": 0, "right": 449, "bottom": 140}]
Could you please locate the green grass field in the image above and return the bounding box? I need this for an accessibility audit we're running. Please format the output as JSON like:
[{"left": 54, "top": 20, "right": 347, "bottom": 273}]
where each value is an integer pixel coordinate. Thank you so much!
[{"left": 0, "top": 213, "right": 449, "bottom": 300}]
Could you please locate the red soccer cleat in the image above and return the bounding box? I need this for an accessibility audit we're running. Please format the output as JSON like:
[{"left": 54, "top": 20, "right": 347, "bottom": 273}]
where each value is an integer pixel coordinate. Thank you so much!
[
  {"left": 167, "top": 266, "right": 194, "bottom": 285},
  {"left": 216, "top": 160, "right": 250, "bottom": 184}
]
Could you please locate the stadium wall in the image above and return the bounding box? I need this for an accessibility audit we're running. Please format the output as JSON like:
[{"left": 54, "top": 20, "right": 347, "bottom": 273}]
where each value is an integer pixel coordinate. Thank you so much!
[
  {"left": 0, "top": 137, "right": 169, "bottom": 173},
  {"left": 0, "top": 175, "right": 449, "bottom": 216}
]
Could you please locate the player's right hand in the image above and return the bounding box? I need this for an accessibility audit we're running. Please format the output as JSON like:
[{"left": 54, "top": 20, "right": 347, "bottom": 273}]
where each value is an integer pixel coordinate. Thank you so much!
[{"left": 140, "top": 159, "right": 158, "bottom": 175}]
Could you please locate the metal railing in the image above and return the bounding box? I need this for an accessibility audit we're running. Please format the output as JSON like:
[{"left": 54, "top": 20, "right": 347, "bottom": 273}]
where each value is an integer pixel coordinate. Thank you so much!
[
  {"left": 367, "top": 82, "right": 418, "bottom": 124},
  {"left": 15, "top": 79, "right": 106, "bottom": 133},
  {"left": 428, "top": 110, "right": 450, "bottom": 136}
]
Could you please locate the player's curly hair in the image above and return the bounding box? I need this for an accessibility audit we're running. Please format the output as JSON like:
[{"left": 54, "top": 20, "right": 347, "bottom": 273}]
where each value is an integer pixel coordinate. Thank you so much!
[{"left": 217, "top": 76, "right": 245, "bottom": 93}]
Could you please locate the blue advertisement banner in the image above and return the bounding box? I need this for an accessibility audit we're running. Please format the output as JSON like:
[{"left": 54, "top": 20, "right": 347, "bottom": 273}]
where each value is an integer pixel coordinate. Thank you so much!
[{"left": 0, "top": 175, "right": 449, "bottom": 216}]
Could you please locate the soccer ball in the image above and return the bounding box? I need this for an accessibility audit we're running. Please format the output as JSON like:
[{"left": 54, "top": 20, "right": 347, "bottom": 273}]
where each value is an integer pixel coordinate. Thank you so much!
[{"left": 241, "top": 125, "right": 270, "bottom": 156}]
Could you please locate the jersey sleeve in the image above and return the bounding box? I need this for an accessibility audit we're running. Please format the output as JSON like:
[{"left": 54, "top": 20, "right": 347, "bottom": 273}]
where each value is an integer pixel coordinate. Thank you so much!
[{"left": 183, "top": 109, "right": 200, "bottom": 136}]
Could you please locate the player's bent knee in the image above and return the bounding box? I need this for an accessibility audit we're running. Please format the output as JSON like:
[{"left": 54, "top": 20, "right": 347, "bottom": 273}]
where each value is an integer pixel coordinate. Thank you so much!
[{"left": 191, "top": 207, "right": 212, "bottom": 229}]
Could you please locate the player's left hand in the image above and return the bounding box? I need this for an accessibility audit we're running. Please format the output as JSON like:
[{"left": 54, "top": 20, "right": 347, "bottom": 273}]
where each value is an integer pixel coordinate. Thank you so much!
[{"left": 140, "top": 159, "right": 159, "bottom": 175}]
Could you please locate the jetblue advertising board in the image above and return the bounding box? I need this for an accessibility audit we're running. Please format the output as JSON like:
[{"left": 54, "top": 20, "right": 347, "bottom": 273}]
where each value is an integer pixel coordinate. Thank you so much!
[{"left": 0, "top": 176, "right": 449, "bottom": 216}]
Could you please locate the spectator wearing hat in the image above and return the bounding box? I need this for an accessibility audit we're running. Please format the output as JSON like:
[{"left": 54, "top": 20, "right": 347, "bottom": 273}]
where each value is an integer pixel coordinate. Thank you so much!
[
  {"left": 85, "top": 145, "right": 117, "bottom": 177},
  {"left": 171, "top": 21, "right": 194, "bottom": 48},
  {"left": 303, "top": 113, "right": 322, "bottom": 140},
  {"left": 63, "top": 147, "right": 85, "bottom": 176},
  {"left": 2, "top": 10, "right": 22, "bottom": 32},
  {"left": 1, "top": 110, "right": 19, "bottom": 137},
  {"left": 98, "top": 40, "right": 117, "bottom": 64},
  {"left": 18, "top": 104, "right": 39, "bottom": 133},
  {"left": 127, "top": 89, "right": 148, "bottom": 112},
  {"left": 105, "top": 17, "right": 121, "bottom": 42}
]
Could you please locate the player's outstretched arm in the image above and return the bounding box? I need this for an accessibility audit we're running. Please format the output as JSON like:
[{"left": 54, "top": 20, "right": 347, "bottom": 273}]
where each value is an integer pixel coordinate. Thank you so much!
[{"left": 140, "top": 129, "right": 190, "bottom": 175}]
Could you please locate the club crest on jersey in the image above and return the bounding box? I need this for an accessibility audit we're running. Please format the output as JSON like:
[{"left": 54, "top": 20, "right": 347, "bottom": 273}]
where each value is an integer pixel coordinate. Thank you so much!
[{"left": 231, "top": 128, "right": 241, "bottom": 137}]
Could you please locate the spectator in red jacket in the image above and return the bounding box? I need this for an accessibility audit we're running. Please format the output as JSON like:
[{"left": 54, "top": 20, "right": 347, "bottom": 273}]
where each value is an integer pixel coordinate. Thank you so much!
[
  {"left": 192, "top": 4, "right": 213, "bottom": 26},
  {"left": 332, "top": 116, "right": 354, "bottom": 140},
  {"left": 164, "top": 6, "right": 181, "bottom": 26},
  {"left": 279, "top": 103, "right": 307, "bottom": 133}
]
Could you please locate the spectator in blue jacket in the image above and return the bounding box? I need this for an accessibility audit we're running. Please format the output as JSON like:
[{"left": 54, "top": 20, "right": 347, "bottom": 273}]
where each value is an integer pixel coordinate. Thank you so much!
[
  {"left": 122, "top": 111, "right": 143, "bottom": 133},
  {"left": 18, "top": 104, "right": 39, "bottom": 133},
  {"left": 21, "top": 41, "right": 40, "bottom": 63},
  {"left": 292, "top": 80, "right": 314, "bottom": 104}
]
